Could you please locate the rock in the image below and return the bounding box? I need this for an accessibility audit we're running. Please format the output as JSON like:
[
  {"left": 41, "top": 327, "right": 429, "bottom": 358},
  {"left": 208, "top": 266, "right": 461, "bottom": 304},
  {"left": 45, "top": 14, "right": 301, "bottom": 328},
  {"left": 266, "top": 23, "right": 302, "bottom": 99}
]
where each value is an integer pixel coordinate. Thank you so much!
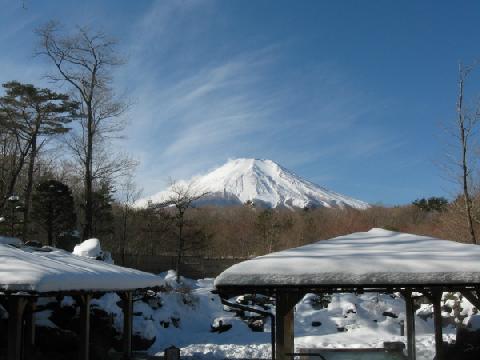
[
  {"left": 160, "top": 320, "right": 170, "bottom": 328},
  {"left": 383, "top": 341, "right": 405, "bottom": 352},
  {"left": 50, "top": 305, "right": 77, "bottom": 329},
  {"left": 211, "top": 319, "right": 232, "bottom": 333},
  {"left": 25, "top": 240, "right": 43, "bottom": 248},
  {"left": 142, "top": 293, "right": 163, "bottom": 310},
  {"left": 132, "top": 334, "right": 156, "bottom": 351},
  {"left": 35, "top": 326, "right": 78, "bottom": 355},
  {"left": 304, "top": 293, "right": 331, "bottom": 310},
  {"left": 171, "top": 316, "right": 181, "bottom": 328},
  {"left": 248, "top": 319, "right": 264, "bottom": 332},
  {"left": 382, "top": 311, "right": 398, "bottom": 319}
]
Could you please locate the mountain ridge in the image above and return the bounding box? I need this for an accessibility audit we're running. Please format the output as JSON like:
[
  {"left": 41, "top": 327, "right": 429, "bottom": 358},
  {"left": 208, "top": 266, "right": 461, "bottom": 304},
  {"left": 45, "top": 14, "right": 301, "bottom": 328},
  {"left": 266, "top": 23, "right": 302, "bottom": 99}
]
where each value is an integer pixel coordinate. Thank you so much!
[{"left": 137, "top": 158, "right": 369, "bottom": 209}]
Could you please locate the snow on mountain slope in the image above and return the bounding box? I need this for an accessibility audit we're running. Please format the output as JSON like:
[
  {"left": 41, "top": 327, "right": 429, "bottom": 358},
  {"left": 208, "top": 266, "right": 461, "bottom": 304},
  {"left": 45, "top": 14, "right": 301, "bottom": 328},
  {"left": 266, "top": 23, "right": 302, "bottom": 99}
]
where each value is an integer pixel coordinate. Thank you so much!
[{"left": 138, "top": 158, "right": 369, "bottom": 209}]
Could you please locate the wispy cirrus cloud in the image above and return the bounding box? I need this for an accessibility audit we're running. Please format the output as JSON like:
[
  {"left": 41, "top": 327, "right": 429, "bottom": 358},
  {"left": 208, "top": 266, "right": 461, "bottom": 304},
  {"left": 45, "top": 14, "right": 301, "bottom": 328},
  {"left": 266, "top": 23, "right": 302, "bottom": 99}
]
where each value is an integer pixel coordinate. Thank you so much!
[
  {"left": 117, "top": 23, "right": 393, "bottom": 195},
  {"left": 0, "top": 0, "right": 397, "bottom": 199}
]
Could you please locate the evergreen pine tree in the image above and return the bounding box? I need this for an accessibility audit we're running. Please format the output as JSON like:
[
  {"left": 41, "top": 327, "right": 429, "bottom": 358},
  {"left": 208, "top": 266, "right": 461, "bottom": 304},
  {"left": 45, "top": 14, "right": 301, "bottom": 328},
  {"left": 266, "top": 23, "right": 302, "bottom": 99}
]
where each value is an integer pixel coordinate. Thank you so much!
[
  {"left": 32, "top": 180, "right": 76, "bottom": 247},
  {"left": 0, "top": 81, "right": 78, "bottom": 239},
  {"left": 91, "top": 182, "right": 115, "bottom": 238}
]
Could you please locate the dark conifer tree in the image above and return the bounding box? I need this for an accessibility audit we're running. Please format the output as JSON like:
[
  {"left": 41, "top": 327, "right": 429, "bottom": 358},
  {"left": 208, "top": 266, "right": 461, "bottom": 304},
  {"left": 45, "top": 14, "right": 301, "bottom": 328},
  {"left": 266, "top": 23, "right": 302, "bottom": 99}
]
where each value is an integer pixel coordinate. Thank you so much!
[
  {"left": 91, "top": 182, "right": 115, "bottom": 238},
  {"left": 0, "top": 81, "right": 78, "bottom": 239},
  {"left": 32, "top": 179, "right": 76, "bottom": 247}
]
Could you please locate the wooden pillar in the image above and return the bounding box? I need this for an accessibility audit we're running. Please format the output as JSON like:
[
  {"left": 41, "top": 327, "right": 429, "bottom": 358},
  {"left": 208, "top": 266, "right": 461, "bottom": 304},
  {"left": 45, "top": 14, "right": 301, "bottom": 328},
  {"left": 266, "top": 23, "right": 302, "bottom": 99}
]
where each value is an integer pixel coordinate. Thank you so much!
[
  {"left": 78, "top": 294, "right": 92, "bottom": 360},
  {"left": 404, "top": 290, "right": 416, "bottom": 360},
  {"left": 431, "top": 289, "right": 444, "bottom": 360},
  {"left": 7, "top": 296, "right": 28, "bottom": 360},
  {"left": 275, "top": 291, "right": 298, "bottom": 360},
  {"left": 121, "top": 292, "right": 133, "bottom": 360},
  {"left": 23, "top": 299, "right": 36, "bottom": 360}
]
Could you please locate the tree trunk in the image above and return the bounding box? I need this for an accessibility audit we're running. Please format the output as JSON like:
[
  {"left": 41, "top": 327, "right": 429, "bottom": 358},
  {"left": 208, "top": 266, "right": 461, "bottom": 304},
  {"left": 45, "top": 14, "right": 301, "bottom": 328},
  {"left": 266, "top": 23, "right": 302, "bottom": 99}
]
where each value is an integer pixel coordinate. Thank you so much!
[
  {"left": 458, "top": 70, "right": 477, "bottom": 244},
  {"left": 47, "top": 201, "right": 53, "bottom": 246},
  {"left": 0, "top": 141, "right": 31, "bottom": 211},
  {"left": 83, "top": 104, "right": 94, "bottom": 240},
  {"left": 122, "top": 204, "right": 128, "bottom": 265},
  {"left": 175, "top": 212, "right": 184, "bottom": 282},
  {"left": 22, "top": 132, "right": 38, "bottom": 241}
]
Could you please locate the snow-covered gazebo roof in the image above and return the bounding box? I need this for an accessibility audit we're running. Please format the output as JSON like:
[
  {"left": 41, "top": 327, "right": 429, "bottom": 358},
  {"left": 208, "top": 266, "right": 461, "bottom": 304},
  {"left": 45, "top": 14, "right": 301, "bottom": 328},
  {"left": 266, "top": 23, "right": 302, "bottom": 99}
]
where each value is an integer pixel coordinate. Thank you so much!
[
  {"left": 215, "top": 228, "right": 480, "bottom": 360},
  {"left": 1, "top": 238, "right": 163, "bottom": 360},
  {"left": 215, "top": 228, "right": 480, "bottom": 290},
  {"left": 0, "top": 242, "right": 163, "bottom": 293}
]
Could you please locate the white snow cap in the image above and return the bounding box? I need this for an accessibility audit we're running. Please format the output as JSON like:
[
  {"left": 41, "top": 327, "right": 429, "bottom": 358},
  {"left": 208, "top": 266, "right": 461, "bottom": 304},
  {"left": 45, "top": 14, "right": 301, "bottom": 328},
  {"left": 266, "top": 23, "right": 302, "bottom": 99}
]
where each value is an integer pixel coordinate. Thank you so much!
[
  {"left": 215, "top": 228, "right": 480, "bottom": 288},
  {"left": 137, "top": 158, "right": 369, "bottom": 209},
  {"left": 73, "top": 238, "right": 102, "bottom": 258},
  {"left": 0, "top": 243, "right": 163, "bottom": 293}
]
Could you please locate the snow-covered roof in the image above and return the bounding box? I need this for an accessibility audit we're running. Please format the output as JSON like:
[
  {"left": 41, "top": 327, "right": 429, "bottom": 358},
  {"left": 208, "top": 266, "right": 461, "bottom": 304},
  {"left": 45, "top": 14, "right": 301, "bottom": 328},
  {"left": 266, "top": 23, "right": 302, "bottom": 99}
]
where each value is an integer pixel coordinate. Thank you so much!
[
  {"left": 0, "top": 243, "right": 163, "bottom": 293},
  {"left": 215, "top": 228, "right": 480, "bottom": 288}
]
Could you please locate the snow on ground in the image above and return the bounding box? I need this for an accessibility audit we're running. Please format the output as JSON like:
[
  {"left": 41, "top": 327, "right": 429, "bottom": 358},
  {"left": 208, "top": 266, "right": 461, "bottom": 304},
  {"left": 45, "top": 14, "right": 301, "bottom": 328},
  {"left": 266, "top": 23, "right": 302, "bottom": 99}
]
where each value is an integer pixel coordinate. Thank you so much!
[
  {"left": 30, "top": 268, "right": 475, "bottom": 359},
  {"left": 77, "top": 271, "right": 467, "bottom": 360}
]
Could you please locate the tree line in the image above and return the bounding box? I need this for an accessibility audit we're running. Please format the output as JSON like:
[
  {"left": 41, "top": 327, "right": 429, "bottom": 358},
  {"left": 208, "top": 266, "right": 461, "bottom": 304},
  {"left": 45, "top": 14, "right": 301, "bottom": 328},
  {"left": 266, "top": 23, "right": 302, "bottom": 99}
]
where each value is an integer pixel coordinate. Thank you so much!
[{"left": 100, "top": 195, "right": 475, "bottom": 262}]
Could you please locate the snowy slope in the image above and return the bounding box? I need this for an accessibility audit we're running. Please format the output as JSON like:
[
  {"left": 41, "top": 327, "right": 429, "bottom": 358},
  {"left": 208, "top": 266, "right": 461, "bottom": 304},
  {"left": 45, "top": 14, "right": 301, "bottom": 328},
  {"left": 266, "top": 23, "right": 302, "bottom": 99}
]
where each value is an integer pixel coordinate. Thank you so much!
[{"left": 138, "top": 158, "right": 369, "bottom": 209}]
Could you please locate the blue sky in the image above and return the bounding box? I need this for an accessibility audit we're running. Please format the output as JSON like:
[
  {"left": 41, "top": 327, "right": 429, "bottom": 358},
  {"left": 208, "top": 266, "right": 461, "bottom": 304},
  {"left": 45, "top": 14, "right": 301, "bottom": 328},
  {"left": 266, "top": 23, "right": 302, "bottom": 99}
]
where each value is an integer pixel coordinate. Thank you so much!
[{"left": 1, "top": 0, "right": 480, "bottom": 205}]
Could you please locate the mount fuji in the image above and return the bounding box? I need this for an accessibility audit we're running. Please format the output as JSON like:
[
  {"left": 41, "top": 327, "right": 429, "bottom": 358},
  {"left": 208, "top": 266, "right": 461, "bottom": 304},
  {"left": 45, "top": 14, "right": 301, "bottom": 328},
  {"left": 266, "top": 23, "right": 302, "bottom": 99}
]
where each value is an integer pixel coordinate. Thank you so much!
[{"left": 138, "top": 158, "right": 369, "bottom": 209}]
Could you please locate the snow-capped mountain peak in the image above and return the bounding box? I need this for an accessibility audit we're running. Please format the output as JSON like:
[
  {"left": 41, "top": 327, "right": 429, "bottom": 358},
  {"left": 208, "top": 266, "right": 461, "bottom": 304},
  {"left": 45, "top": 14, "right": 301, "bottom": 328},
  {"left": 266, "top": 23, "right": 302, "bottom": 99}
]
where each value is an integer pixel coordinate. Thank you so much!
[{"left": 138, "top": 158, "right": 369, "bottom": 209}]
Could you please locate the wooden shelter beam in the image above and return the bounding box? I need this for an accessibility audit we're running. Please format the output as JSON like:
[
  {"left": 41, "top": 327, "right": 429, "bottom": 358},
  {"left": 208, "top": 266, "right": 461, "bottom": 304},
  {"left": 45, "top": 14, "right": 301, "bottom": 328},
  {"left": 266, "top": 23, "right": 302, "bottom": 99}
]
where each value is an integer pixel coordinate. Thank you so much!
[
  {"left": 275, "top": 291, "right": 302, "bottom": 360},
  {"left": 430, "top": 289, "right": 444, "bottom": 360},
  {"left": 78, "top": 294, "right": 92, "bottom": 360},
  {"left": 24, "top": 299, "right": 36, "bottom": 360},
  {"left": 7, "top": 296, "right": 28, "bottom": 360},
  {"left": 404, "top": 290, "right": 416, "bottom": 360},
  {"left": 120, "top": 291, "right": 133, "bottom": 360}
]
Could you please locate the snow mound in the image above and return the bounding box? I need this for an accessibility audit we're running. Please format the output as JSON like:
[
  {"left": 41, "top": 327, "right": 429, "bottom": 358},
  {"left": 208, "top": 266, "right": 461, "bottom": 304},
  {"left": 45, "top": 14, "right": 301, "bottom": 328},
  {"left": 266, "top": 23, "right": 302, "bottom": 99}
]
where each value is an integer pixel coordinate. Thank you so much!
[
  {"left": 137, "top": 158, "right": 369, "bottom": 209},
  {"left": 73, "top": 238, "right": 102, "bottom": 258}
]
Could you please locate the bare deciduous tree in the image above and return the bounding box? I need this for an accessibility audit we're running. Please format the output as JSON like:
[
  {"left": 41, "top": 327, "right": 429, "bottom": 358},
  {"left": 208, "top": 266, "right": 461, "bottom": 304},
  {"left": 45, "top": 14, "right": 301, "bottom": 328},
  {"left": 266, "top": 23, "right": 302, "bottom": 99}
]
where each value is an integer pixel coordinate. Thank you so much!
[
  {"left": 118, "top": 175, "right": 142, "bottom": 265},
  {"left": 453, "top": 63, "right": 478, "bottom": 244},
  {"left": 37, "top": 21, "right": 127, "bottom": 239},
  {"left": 152, "top": 180, "right": 208, "bottom": 282}
]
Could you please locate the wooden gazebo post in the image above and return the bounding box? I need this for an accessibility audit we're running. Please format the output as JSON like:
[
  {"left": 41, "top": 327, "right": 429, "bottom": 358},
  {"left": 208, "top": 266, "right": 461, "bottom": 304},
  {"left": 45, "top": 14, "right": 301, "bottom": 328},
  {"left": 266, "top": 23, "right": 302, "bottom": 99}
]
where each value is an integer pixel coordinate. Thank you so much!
[
  {"left": 121, "top": 291, "right": 133, "bottom": 359},
  {"left": 78, "top": 294, "right": 92, "bottom": 360},
  {"left": 24, "top": 298, "right": 36, "bottom": 359},
  {"left": 431, "top": 289, "right": 444, "bottom": 360},
  {"left": 7, "top": 296, "right": 28, "bottom": 360},
  {"left": 404, "top": 289, "right": 416, "bottom": 360},
  {"left": 275, "top": 290, "right": 299, "bottom": 360}
]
